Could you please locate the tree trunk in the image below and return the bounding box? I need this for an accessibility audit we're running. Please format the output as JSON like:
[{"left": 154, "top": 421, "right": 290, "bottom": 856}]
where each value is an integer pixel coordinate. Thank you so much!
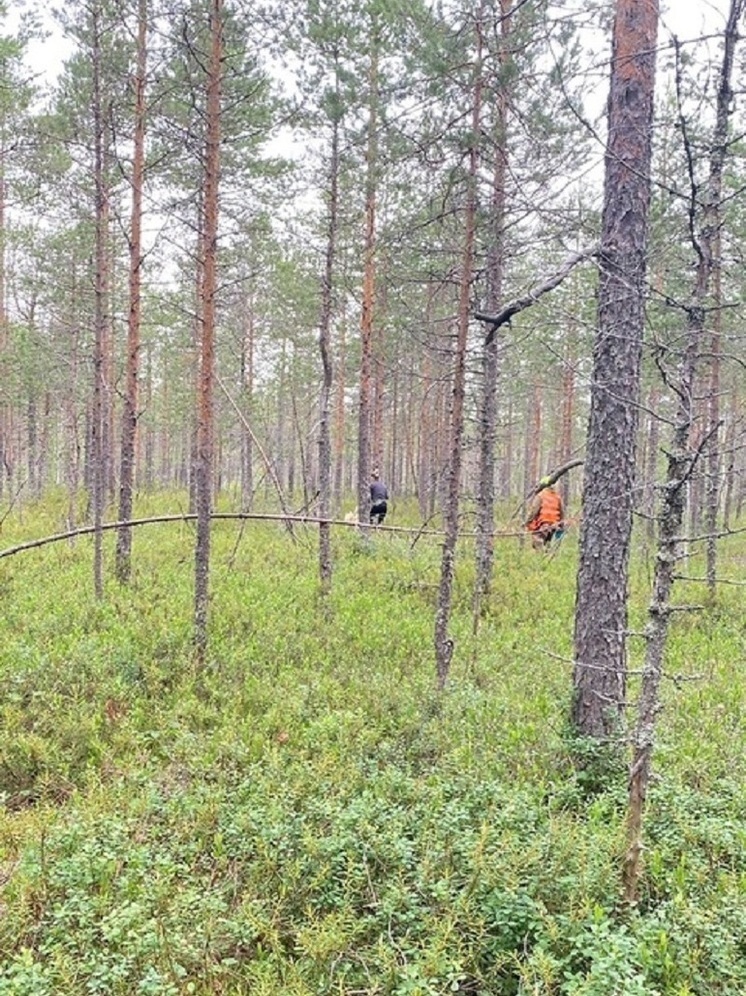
[
  {"left": 623, "top": 0, "right": 742, "bottom": 904},
  {"left": 116, "top": 0, "right": 147, "bottom": 584},
  {"left": 643, "top": 386, "right": 660, "bottom": 543},
  {"left": 474, "top": 0, "right": 511, "bottom": 619},
  {"left": 318, "top": 109, "right": 340, "bottom": 594},
  {"left": 434, "top": 11, "right": 482, "bottom": 689},
  {"left": 572, "top": 0, "right": 659, "bottom": 741},
  {"left": 194, "top": 0, "right": 223, "bottom": 663},
  {"left": 705, "top": 226, "right": 722, "bottom": 591},
  {"left": 357, "top": 24, "right": 379, "bottom": 526},
  {"left": 91, "top": 0, "right": 109, "bottom": 600}
]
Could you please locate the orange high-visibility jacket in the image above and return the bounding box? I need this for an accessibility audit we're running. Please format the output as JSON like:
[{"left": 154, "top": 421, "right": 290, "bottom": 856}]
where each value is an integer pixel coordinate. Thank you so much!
[{"left": 527, "top": 488, "right": 563, "bottom": 532}]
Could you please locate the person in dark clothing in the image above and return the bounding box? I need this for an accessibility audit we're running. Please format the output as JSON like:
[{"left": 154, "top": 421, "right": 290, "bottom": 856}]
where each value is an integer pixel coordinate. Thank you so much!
[{"left": 369, "top": 470, "right": 389, "bottom": 524}]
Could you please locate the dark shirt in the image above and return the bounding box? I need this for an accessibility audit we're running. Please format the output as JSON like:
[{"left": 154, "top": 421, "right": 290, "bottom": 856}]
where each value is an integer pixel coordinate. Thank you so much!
[{"left": 370, "top": 480, "right": 388, "bottom": 502}]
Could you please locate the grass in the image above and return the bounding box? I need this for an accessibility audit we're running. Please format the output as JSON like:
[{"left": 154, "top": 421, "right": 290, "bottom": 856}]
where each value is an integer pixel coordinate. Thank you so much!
[{"left": 1, "top": 493, "right": 745, "bottom": 994}]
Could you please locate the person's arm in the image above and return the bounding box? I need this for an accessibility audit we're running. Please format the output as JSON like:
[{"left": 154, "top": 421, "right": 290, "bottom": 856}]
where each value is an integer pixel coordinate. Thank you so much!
[{"left": 524, "top": 493, "right": 541, "bottom": 527}]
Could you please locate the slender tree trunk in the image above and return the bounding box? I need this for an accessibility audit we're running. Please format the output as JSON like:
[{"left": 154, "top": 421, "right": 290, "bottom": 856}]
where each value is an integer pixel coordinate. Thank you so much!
[
  {"left": 240, "top": 297, "right": 254, "bottom": 510},
  {"left": 705, "top": 227, "right": 722, "bottom": 591},
  {"left": 333, "top": 293, "right": 347, "bottom": 504},
  {"left": 194, "top": 0, "right": 223, "bottom": 663},
  {"left": 643, "top": 386, "right": 660, "bottom": 543},
  {"left": 572, "top": 0, "right": 659, "bottom": 740},
  {"left": 434, "top": 12, "right": 482, "bottom": 689},
  {"left": 558, "top": 325, "right": 576, "bottom": 510},
  {"left": 144, "top": 343, "right": 154, "bottom": 489},
  {"left": 116, "top": 0, "right": 147, "bottom": 583},
  {"left": 318, "top": 111, "right": 340, "bottom": 593},
  {"left": 357, "top": 22, "right": 379, "bottom": 525},
  {"left": 721, "top": 412, "right": 736, "bottom": 530},
  {"left": 623, "top": 0, "right": 742, "bottom": 904},
  {"left": 474, "top": 0, "right": 511, "bottom": 619},
  {"left": 0, "top": 154, "right": 7, "bottom": 505},
  {"left": 91, "top": 0, "right": 109, "bottom": 599}
]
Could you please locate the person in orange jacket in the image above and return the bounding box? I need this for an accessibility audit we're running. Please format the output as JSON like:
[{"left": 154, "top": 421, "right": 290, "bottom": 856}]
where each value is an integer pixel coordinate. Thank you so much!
[{"left": 524, "top": 476, "right": 564, "bottom": 550}]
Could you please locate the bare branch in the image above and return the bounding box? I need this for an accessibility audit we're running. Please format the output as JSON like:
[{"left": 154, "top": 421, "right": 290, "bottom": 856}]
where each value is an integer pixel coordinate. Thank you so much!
[{"left": 474, "top": 245, "right": 599, "bottom": 338}]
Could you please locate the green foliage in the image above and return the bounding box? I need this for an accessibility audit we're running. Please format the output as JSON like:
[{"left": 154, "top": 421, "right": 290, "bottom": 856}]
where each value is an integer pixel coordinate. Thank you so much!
[{"left": 0, "top": 500, "right": 745, "bottom": 993}]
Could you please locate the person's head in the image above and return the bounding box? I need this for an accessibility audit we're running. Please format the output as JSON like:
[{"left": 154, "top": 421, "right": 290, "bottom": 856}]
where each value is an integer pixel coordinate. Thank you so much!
[
  {"left": 539, "top": 475, "right": 553, "bottom": 489},
  {"left": 371, "top": 469, "right": 379, "bottom": 481}
]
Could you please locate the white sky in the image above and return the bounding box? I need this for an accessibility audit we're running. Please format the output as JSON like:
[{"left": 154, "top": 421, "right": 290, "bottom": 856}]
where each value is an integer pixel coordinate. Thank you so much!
[{"left": 6, "top": 0, "right": 738, "bottom": 95}]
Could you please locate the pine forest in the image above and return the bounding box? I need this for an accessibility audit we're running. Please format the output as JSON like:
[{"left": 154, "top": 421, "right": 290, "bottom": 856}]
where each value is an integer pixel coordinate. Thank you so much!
[{"left": 1, "top": 0, "right": 746, "bottom": 993}]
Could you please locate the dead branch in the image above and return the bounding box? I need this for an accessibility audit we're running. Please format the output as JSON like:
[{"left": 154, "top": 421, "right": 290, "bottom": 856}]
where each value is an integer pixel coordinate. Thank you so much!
[
  {"left": 0, "top": 513, "right": 531, "bottom": 562},
  {"left": 474, "top": 245, "right": 599, "bottom": 340}
]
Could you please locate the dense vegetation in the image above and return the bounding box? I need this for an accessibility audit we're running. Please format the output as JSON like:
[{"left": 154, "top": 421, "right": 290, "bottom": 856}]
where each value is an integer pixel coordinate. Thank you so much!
[{"left": 1, "top": 497, "right": 745, "bottom": 995}]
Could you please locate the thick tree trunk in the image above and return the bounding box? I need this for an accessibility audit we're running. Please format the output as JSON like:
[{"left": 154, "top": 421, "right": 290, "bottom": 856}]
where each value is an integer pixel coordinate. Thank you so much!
[
  {"left": 572, "top": 0, "right": 659, "bottom": 741},
  {"left": 116, "top": 0, "right": 147, "bottom": 584},
  {"left": 194, "top": 0, "right": 222, "bottom": 663}
]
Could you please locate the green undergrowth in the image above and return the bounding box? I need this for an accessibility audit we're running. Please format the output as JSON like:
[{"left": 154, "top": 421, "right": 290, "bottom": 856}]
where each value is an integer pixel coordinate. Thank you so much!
[{"left": 1, "top": 495, "right": 745, "bottom": 994}]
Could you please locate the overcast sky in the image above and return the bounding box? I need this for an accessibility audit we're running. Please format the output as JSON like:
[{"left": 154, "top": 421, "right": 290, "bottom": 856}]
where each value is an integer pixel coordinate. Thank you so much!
[{"left": 8, "top": 0, "right": 738, "bottom": 96}]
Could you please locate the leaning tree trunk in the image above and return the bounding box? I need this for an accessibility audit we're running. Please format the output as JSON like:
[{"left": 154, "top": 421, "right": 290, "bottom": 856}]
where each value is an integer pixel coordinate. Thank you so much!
[
  {"left": 572, "top": 0, "right": 659, "bottom": 741},
  {"left": 193, "top": 0, "right": 222, "bottom": 663},
  {"left": 623, "top": 0, "right": 743, "bottom": 905},
  {"left": 116, "top": 0, "right": 147, "bottom": 584}
]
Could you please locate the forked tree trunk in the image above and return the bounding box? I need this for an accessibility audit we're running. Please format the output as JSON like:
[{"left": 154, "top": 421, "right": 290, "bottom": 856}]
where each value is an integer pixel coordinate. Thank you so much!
[
  {"left": 572, "top": 0, "right": 659, "bottom": 741},
  {"left": 116, "top": 0, "right": 147, "bottom": 584},
  {"left": 434, "top": 12, "right": 482, "bottom": 689},
  {"left": 194, "top": 0, "right": 223, "bottom": 663}
]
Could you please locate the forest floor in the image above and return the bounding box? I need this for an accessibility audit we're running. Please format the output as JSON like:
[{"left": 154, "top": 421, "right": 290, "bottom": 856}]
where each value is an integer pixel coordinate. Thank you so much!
[{"left": 1, "top": 493, "right": 745, "bottom": 995}]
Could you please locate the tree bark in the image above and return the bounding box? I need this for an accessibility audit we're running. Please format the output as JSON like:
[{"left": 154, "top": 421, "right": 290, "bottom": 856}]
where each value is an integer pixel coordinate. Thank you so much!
[
  {"left": 357, "top": 22, "right": 379, "bottom": 526},
  {"left": 474, "top": 0, "right": 511, "bottom": 620},
  {"left": 623, "top": 0, "right": 743, "bottom": 905},
  {"left": 194, "top": 0, "right": 223, "bottom": 663},
  {"left": 434, "top": 10, "right": 482, "bottom": 689},
  {"left": 116, "top": 0, "right": 148, "bottom": 584},
  {"left": 318, "top": 108, "right": 340, "bottom": 594},
  {"left": 91, "top": 0, "right": 110, "bottom": 600},
  {"left": 572, "top": 0, "right": 659, "bottom": 741}
]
